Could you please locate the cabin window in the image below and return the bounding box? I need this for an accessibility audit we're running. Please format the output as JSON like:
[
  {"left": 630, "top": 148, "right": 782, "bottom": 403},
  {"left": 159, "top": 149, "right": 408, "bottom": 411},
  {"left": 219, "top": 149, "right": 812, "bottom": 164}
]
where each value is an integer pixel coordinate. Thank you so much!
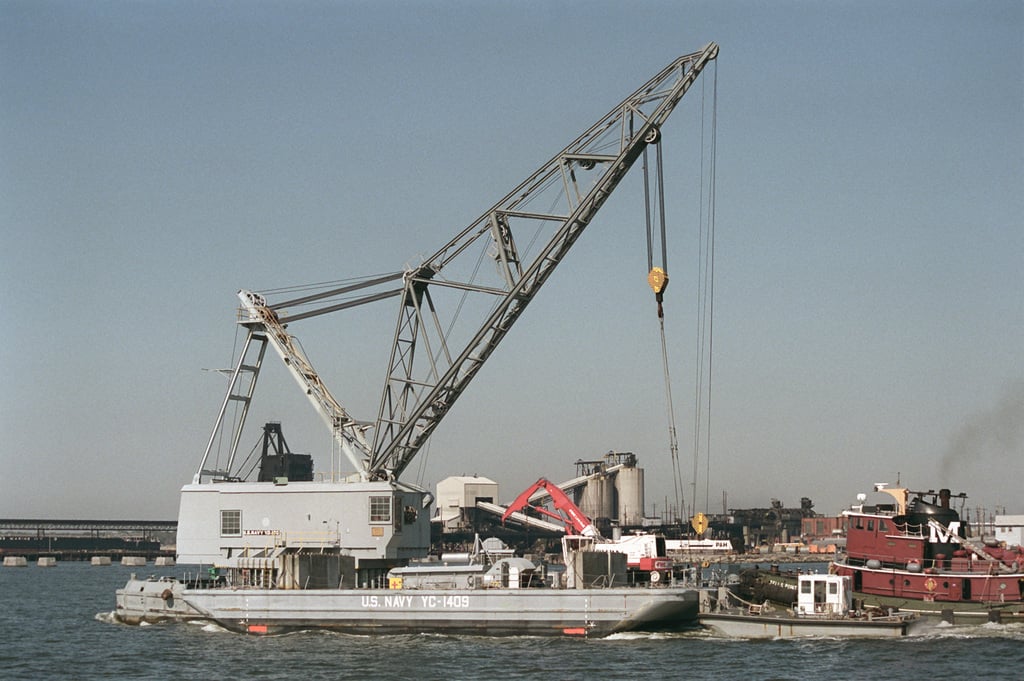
[
  {"left": 879, "top": 519, "right": 889, "bottom": 532},
  {"left": 369, "top": 496, "right": 392, "bottom": 523},
  {"left": 801, "top": 581, "right": 812, "bottom": 594},
  {"left": 220, "top": 509, "right": 241, "bottom": 537},
  {"left": 829, "top": 582, "right": 838, "bottom": 595},
  {"left": 867, "top": 519, "right": 874, "bottom": 532},
  {"left": 855, "top": 517, "right": 864, "bottom": 529}
]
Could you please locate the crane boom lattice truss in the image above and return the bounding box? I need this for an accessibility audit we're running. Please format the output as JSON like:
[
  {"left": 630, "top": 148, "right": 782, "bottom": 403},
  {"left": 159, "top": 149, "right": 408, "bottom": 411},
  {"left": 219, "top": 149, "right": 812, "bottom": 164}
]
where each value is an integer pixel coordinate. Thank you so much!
[{"left": 197, "top": 43, "right": 718, "bottom": 484}]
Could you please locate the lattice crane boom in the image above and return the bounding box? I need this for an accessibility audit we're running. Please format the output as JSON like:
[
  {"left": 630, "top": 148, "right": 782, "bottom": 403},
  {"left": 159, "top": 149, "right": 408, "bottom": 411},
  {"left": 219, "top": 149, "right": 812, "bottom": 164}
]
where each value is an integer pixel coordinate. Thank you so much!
[
  {"left": 368, "top": 43, "right": 719, "bottom": 480},
  {"left": 197, "top": 44, "right": 718, "bottom": 484}
]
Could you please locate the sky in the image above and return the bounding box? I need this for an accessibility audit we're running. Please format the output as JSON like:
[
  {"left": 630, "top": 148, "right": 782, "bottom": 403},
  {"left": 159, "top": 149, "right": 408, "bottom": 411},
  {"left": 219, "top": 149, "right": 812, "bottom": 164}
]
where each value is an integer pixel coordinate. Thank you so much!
[{"left": 2, "top": 0, "right": 1021, "bottom": 522}]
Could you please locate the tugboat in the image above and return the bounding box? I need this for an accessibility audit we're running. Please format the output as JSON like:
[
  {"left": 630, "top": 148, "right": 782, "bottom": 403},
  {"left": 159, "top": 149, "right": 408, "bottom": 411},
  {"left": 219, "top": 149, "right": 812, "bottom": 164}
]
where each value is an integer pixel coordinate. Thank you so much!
[
  {"left": 700, "top": 572, "right": 921, "bottom": 639},
  {"left": 832, "top": 484, "right": 1024, "bottom": 623},
  {"left": 739, "top": 484, "right": 1024, "bottom": 624}
]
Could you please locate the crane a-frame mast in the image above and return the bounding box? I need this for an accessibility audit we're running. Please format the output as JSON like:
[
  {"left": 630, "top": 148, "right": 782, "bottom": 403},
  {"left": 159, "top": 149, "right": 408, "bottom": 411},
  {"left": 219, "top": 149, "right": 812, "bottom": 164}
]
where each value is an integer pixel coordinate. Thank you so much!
[{"left": 196, "top": 43, "right": 718, "bottom": 484}]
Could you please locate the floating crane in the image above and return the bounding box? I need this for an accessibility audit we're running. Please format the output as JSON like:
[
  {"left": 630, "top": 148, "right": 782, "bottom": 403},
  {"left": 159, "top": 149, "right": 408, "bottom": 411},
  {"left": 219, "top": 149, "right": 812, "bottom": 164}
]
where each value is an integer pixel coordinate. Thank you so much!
[
  {"left": 180, "top": 46, "right": 719, "bottom": 576},
  {"left": 196, "top": 43, "right": 719, "bottom": 488}
]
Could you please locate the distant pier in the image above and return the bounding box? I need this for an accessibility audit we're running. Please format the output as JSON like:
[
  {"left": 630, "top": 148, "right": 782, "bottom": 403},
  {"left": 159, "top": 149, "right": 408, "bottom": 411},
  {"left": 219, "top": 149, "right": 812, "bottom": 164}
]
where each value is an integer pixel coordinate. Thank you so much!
[{"left": 0, "top": 518, "right": 176, "bottom": 562}]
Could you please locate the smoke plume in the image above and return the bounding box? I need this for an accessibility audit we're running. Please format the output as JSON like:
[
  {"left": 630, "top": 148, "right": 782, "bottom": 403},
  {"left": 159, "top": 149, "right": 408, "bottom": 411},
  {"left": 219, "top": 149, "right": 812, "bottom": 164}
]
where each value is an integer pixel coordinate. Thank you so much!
[{"left": 942, "top": 380, "right": 1024, "bottom": 481}]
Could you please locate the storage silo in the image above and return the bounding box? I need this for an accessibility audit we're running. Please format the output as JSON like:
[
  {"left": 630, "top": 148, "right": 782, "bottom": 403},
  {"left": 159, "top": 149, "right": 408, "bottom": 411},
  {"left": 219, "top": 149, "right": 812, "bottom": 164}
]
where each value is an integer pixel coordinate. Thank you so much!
[
  {"left": 578, "top": 476, "right": 615, "bottom": 522},
  {"left": 615, "top": 466, "right": 645, "bottom": 526}
]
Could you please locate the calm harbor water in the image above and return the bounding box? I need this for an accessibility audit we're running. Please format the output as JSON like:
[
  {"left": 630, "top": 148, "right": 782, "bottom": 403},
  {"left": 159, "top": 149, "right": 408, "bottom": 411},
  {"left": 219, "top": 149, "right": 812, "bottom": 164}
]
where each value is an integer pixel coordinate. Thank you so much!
[{"left": 2, "top": 561, "right": 1022, "bottom": 680}]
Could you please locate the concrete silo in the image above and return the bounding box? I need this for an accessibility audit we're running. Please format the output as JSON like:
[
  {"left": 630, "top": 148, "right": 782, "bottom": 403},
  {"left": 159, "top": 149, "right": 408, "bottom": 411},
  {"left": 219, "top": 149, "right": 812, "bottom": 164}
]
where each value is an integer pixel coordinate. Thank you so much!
[
  {"left": 615, "top": 465, "right": 645, "bottom": 526},
  {"left": 578, "top": 475, "right": 615, "bottom": 522}
]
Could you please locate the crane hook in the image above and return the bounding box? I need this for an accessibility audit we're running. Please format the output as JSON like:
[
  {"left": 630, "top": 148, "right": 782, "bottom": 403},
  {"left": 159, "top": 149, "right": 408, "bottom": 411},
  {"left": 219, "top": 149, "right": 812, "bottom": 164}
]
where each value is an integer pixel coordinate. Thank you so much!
[{"left": 647, "top": 267, "right": 669, "bottom": 318}]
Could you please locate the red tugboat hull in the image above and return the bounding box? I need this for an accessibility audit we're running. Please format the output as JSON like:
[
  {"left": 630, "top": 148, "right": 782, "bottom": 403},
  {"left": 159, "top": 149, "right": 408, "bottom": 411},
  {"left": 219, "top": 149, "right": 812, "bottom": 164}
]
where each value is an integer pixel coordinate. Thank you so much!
[{"left": 833, "top": 485, "right": 1023, "bottom": 623}]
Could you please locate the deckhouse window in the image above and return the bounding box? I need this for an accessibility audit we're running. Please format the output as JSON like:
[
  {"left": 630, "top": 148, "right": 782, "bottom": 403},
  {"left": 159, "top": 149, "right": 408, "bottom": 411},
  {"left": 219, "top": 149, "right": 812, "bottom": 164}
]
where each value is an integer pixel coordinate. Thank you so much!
[
  {"left": 369, "top": 496, "right": 392, "bottom": 523},
  {"left": 220, "top": 509, "right": 241, "bottom": 536}
]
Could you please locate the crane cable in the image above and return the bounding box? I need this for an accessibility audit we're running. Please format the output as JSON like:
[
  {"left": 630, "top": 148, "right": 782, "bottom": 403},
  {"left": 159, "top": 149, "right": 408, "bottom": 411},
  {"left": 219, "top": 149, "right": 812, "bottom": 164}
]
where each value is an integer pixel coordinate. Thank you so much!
[
  {"left": 700, "top": 65, "right": 718, "bottom": 516},
  {"left": 690, "top": 64, "right": 718, "bottom": 518},
  {"left": 642, "top": 138, "right": 685, "bottom": 525},
  {"left": 642, "top": 59, "right": 718, "bottom": 525}
]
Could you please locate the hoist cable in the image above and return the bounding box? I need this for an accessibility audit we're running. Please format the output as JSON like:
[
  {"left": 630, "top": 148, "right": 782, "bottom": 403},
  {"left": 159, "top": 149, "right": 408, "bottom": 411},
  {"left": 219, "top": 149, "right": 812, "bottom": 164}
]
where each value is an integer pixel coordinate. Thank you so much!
[
  {"left": 703, "top": 64, "right": 719, "bottom": 514},
  {"left": 656, "top": 141, "right": 669, "bottom": 271},
  {"left": 691, "top": 61, "right": 718, "bottom": 516},
  {"left": 643, "top": 146, "right": 654, "bottom": 274},
  {"left": 658, "top": 314, "right": 683, "bottom": 523},
  {"left": 643, "top": 135, "right": 684, "bottom": 524}
]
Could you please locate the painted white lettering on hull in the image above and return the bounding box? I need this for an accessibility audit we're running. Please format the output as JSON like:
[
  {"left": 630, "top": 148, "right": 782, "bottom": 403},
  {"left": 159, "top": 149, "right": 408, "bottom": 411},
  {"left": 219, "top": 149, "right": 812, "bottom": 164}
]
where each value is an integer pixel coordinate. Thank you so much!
[{"left": 361, "top": 594, "right": 470, "bottom": 609}]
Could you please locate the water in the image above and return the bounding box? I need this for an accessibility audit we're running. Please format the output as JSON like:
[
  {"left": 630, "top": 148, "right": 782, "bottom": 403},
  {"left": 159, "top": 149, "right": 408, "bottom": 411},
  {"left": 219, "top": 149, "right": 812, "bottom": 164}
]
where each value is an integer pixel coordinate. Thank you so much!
[{"left": 3, "top": 561, "right": 1022, "bottom": 680}]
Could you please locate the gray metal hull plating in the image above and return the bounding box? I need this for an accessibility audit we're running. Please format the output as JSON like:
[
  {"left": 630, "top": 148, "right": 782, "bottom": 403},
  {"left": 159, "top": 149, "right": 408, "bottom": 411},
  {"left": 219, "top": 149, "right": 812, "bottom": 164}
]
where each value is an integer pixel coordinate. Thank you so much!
[
  {"left": 116, "top": 577, "right": 699, "bottom": 637},
  {"left": 699, "top": 611, "right": 919, "bottom": 639}
]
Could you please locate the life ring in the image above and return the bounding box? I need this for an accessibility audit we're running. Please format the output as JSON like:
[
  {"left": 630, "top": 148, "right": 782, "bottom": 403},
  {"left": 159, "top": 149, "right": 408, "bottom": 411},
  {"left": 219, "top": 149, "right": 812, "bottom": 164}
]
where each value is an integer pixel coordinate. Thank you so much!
[
  {"left": 701, "top": 561, "right": 710, "bottom": 569},
  {"left": 160, "top": 588, "right": 174, "bottom": 601},
  {"left": 649, "top": 571, "right": 661, "bottom": 583},
  {"left": 924, "top": 577, "right": 937, "bottom": 592}
]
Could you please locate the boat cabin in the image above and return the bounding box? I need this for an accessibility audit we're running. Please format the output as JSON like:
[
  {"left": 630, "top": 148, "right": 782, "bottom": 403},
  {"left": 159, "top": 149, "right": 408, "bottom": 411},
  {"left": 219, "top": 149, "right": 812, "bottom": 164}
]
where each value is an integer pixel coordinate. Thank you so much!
[{"left": 795, "top": 573, "right": 852, "bottom": 617}]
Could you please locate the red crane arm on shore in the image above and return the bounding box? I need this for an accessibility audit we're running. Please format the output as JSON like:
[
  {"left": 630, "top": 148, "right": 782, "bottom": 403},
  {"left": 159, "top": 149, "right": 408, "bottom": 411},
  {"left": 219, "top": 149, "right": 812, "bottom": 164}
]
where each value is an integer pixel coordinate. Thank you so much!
[{"left": 501, "top": 478, "right": 602, "bottom": 539}]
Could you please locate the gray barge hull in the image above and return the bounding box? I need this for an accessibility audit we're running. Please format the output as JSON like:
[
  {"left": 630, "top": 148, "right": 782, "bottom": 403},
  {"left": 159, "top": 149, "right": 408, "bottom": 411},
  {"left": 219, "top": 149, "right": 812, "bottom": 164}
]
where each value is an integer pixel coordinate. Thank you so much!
[
  {"left": 699, "top": 611, "right": 918, "bottom": 639},
  {"left": 116, "top": 576, "right": 699, "bottom": 637}
]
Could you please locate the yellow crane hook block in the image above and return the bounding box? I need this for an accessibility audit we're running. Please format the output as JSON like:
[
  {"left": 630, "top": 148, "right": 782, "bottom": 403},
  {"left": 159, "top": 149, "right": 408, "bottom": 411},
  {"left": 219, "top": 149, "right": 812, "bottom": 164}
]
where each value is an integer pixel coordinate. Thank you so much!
[{"left": 647, "top": 267, "right": 669, "bottom": 317}]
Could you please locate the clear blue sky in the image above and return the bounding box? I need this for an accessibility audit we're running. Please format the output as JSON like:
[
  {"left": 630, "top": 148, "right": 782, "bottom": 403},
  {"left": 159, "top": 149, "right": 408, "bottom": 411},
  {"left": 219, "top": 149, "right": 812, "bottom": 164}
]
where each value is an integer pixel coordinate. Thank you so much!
[{"left": 2, "top": 0, "right": 1021, "bottom": 520}]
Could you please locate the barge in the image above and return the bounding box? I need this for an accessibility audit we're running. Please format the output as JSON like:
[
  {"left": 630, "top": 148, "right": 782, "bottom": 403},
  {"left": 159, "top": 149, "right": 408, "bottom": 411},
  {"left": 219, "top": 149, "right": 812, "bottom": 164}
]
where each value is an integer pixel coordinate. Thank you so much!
[{"left": 701, "top": 573, "right": 920, "bottom": 639}]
